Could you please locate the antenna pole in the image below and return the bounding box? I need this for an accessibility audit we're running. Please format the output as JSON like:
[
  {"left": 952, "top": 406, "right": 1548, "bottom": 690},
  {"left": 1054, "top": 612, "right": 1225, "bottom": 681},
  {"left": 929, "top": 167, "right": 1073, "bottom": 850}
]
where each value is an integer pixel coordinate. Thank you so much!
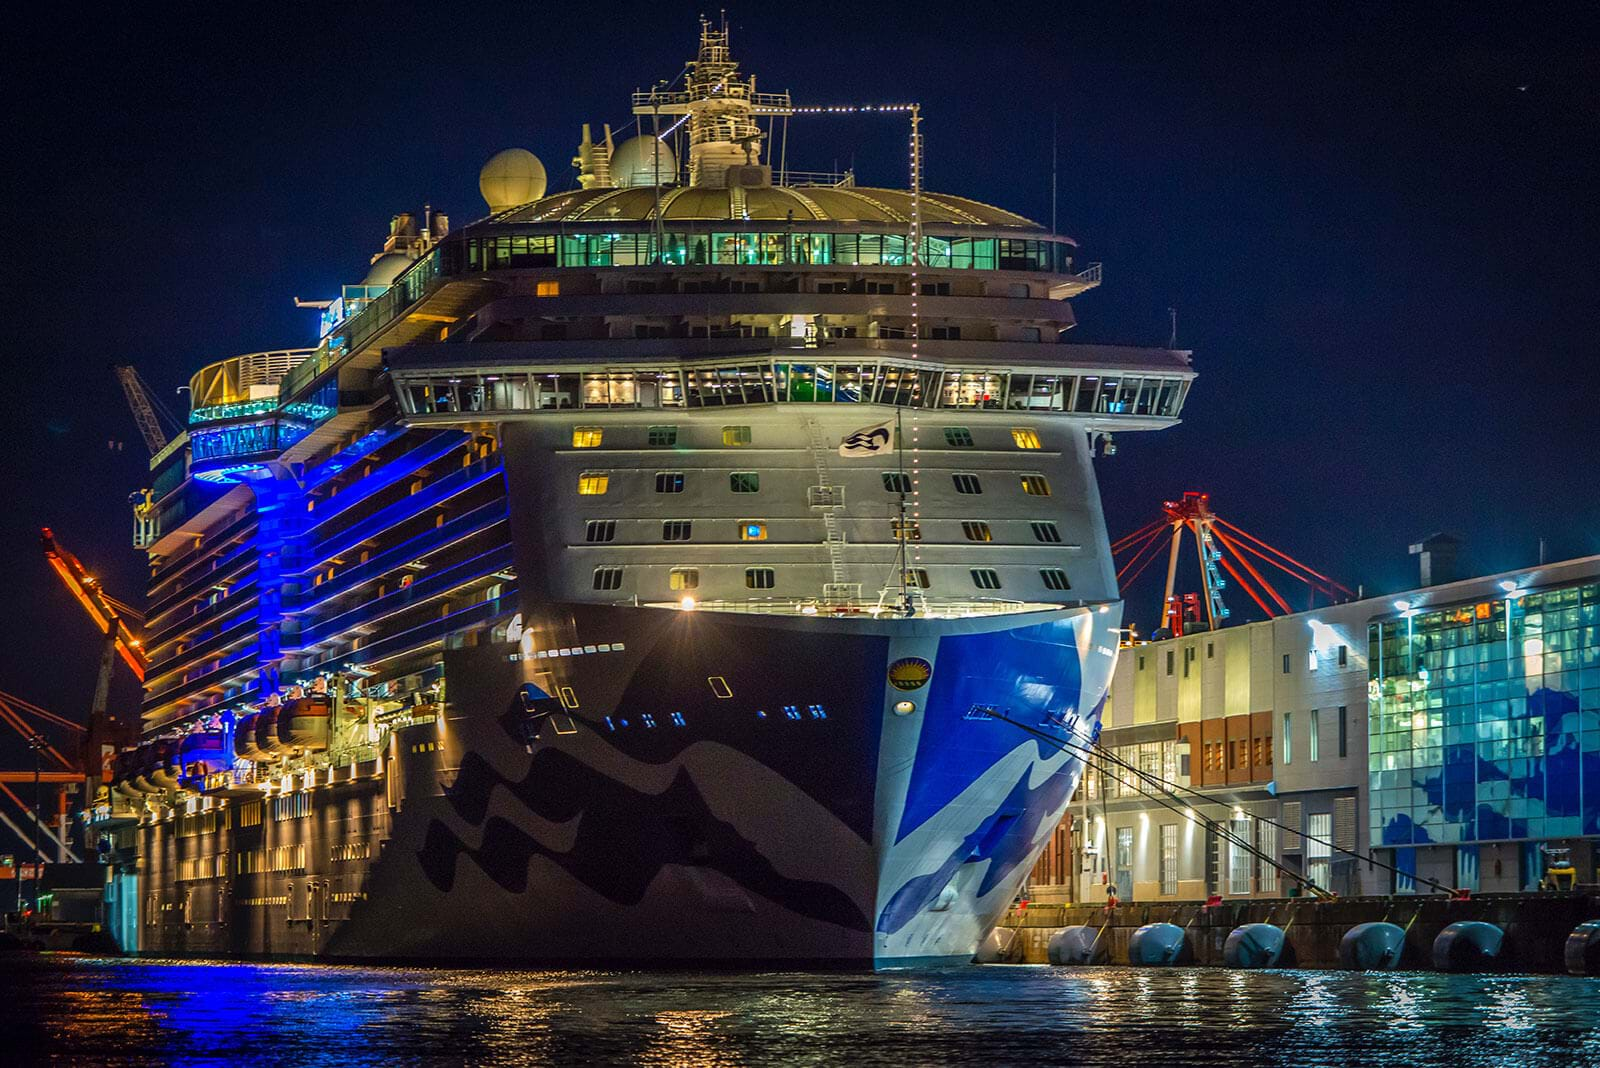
[{"left": 1051, "top": 107, "right": 1058, "bottom": 236}]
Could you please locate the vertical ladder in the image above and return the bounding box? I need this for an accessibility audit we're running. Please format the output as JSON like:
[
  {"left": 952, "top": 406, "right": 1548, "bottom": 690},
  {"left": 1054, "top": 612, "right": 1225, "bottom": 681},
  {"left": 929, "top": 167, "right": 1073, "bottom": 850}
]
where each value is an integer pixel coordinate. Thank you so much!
[{"left": 803, "top": 418, "right": 851, "bottom": 599}]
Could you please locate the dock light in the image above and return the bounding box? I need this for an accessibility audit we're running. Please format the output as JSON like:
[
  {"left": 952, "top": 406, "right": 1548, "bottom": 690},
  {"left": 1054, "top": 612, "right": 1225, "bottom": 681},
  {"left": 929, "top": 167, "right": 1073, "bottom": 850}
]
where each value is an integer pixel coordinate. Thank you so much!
[
  {"left": 680, "top": 596, "right": 696, "bottom": 610},
  {"left": 893, "top": 700, "right": 916, "bottom": 716}
]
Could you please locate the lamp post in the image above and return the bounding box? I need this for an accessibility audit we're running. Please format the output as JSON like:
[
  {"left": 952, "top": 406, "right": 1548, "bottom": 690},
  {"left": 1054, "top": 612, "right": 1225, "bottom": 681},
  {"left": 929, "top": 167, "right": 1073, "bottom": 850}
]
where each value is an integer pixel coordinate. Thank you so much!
[{"left": 27, "top": 733, "right": 46, "bottom": 915}]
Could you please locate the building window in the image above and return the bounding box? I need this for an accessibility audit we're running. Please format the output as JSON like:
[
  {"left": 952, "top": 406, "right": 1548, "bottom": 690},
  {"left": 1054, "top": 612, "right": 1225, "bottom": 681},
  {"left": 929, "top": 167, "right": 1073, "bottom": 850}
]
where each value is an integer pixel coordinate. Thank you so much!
[
  {"left": 943, "top": 427, "right": 974, "bottom": 447},
  {"left": 662, "top": 520, "right": 693, "bottom": 541},
  {"left": 1337, "top": 706, "right": 1348, "bottom": 759},
  {"left": 577, "top": 471, "right": 609, "bottom": 495},
  {"left": 882, "top": 471, "right": 912, "bottom": 493},
  {"left": 961, "top": 521, "right": 993, "bottom": 542},
  {"left": 729, "top": 472, "right": 760, "bottom": 493},
  {"left": 904, "top": 568, "right": 931, "bottom": 588},
  {"left": 655, "top": 472, "right": 684, "bottom": 493},
  {"left": 1257, "top": 821, "right": 1278, "bottom": 895},
  {"left": 722, "top": 425, "right": 752, "bottom": 446},
  {"left": 739, "top": 521, "right": 767, "bottom": 541},
  {"left": 584, "top": 520, "right": 615, "bottom": 543},
  {"left": 1282, "top": 712, "right": 1292, "bottom": 765},
  {"left": 1207, "top": 642, "right": 1214, "bottom": 659},
  {"left": 745, "top": 567, "right": 775, "bottom": 589},
  {"left": 592, "top": 567, "right": 623, "bottom": 591},
  {"left": 1229, "top": 815, "right": 1254, "bottom": 895},
  {"left": 1166, "top": 650, "right": 1174, "bottom": 676},
  {"left": 1030, "top": 521, "right": 1062, "bottom": 543},
  {"left": 970, "top": 568, "right": 1002, "bottom": 590},
  {"left": 1282, "top": 653, "right": 1291, "bottom": 674},
  {"left": 1337, "top": 644, "right": 1348, "bottom": 667},
  {"left": 928, "top": 325, "right": 961, "bottom": 340},
  {"left": 1309, "top": 709, "right": 1321, "bottom": 763},
  {"left": 647, "top": 425, "right": 678, "bottom": 447},
  {"left": 1040, "top": 568, "right": 1071, "bottom": 591},
  {"left": 572, "top": 426, "right": 603, "bottom": 448},
  {"left": 668, "top": 567, "right": 699, "bottom": 591},
  {"left": 535, "top": 280, "right": 560, "bottom": 296},
  {"left": 952, "top": 473, "right": 983, "bottom": 494},
  {"left": 1306, "top": 813, "right": 1333, "bottom": 889},
  {"left": 1183, "top": 645, "right": 1195, "bottom": 678},
  {"left": 1011, "top": 427, "right": 1042, "bottom": 449},
  {"left": 1159, "top": 823, "right": 1178, "bottom": 895},
  {"left": 1020, "top": 474, "right": 1051, "bottom": 496},
  {"left": 891, "top": 518, "right": 922, "bottom": 541}
]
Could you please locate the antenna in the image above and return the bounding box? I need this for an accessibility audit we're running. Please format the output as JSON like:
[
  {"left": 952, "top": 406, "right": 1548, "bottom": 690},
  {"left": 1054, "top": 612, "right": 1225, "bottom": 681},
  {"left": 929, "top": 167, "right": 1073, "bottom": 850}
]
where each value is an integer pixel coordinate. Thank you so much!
[
  {"left": 1167, "top": 307, "right": 1178, "bottom": 349},
  {"left": 1051, "top": 107, "right": 1058, "bottom": 235}
]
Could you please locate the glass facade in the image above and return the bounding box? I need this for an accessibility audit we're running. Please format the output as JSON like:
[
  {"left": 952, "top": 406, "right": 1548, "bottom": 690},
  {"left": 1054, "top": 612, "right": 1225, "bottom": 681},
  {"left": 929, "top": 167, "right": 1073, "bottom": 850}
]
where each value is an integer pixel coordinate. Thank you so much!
[{"left": 1368, "top": 580, "right": 1600, "bottom": 847}]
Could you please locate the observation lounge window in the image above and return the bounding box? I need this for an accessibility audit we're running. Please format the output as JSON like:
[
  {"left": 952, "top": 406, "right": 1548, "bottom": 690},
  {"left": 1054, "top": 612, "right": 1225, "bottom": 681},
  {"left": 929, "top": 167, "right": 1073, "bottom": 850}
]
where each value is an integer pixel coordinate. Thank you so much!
[
  {"left": 593, "top": 567, "right": 624, "bottom": 591},
  {"left": 942, "top": 372, "right": 1001, "bottom": 408},
  {"left": 745, "top": 567, "right": 776, "bottom": 590},
  {"left": 572, "top": 426, "right": 603, "bottom": 448},
  {"left": 669, "top": 568, "right": 699, "bottom": 591},
  {"left": 655, "top": 472, "right": 685, "bottom": 493},
  {"left": 971, "top": 568, "right": 1003, "bottom": 590},
  {"left": 1008, "top": 375, "right": 1066, "bottom": 411}
]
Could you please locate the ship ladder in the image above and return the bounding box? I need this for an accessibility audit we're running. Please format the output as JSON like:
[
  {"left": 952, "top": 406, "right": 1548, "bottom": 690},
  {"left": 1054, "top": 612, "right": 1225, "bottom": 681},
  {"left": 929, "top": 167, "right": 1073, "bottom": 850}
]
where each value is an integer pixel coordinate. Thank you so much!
[{"left": 803, "top": 418, "right": 853, "bottom": 601}]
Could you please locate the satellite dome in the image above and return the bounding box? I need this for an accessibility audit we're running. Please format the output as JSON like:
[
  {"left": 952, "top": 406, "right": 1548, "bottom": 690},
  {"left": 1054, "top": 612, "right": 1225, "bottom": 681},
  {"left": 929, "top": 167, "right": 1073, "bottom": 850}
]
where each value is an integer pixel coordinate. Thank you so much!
[
  {"left": 362, "top": 253, "right": 412, "bottom": 287},
  {"left": 479, "top": 148, "right": 547, "bottom": 212},
  {"left": 610, "top": 136, "right": 676, "bottom": 189}
]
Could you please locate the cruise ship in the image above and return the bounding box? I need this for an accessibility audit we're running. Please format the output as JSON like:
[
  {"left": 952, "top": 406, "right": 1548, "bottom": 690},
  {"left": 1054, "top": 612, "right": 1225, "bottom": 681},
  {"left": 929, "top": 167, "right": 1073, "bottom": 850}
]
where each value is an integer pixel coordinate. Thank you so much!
[{"left": 92, "top": 22, "right": 1195, "bottom": 965}]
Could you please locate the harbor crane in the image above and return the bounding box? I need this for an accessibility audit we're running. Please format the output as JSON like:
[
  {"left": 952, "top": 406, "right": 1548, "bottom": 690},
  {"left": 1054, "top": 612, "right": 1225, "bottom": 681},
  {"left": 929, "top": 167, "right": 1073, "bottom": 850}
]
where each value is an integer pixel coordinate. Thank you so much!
[{"left": 112, "top": 365, "right": 181, "bottom": 457}]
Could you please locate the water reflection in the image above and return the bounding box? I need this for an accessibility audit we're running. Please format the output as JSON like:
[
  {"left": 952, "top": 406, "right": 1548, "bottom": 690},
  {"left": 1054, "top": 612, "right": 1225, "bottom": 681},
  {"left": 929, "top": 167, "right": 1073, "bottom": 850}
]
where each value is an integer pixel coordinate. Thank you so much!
[{"left": 7, "top": 958, "right": 1598, "bottom": 1067}]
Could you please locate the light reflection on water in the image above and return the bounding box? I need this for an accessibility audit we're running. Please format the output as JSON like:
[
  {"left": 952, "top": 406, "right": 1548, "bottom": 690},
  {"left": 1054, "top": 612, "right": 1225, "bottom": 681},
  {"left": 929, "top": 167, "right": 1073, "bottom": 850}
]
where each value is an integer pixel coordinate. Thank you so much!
[{"left": 7, "top": 957, "right": 1598, "bottom": 1067}]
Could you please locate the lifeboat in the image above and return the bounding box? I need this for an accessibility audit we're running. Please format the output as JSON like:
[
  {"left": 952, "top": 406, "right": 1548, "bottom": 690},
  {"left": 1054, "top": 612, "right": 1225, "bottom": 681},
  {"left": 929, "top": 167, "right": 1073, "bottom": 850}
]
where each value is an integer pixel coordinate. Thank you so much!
[
  {"left": 278, "top": 696, "right": 331, "bottom": 752},
  {"left": 234, "top": 712, "right": 268, "bottom": 761},
  {"left": 148, "top": 739, "right": 183, "bottom": 791},
  {"left": 111, "top": 749, "right": 145, "bottom": 799},
  {"left": 255, "top": 706, "right": 287, "bottom": 758},
  {"left": 178, "top": 730, "right": 230, "bottom": 788}
]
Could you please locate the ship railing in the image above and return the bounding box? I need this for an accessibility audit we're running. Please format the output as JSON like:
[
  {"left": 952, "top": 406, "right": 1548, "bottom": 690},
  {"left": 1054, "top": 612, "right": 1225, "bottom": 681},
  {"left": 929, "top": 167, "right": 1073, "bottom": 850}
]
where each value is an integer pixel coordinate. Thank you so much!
[
  {"left": 1074, "top": 262, "right": 1103, "bottom": 285},
  {"left": 642, "top": 597, "right": 1070, "bottom": 619},
  {"left": 778, "top": 169, "right": 855, "bottom": 188}
]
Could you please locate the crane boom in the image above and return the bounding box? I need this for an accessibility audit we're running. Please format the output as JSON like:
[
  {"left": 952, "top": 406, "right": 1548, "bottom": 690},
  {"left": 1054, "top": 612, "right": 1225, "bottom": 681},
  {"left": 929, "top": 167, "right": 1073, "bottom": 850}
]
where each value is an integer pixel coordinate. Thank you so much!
[
  {"left": 113, "top": 365, "right": 172, "bottom": 456},
  {"left": 40, "top": 527, "right": 148, "bottom": 682}
]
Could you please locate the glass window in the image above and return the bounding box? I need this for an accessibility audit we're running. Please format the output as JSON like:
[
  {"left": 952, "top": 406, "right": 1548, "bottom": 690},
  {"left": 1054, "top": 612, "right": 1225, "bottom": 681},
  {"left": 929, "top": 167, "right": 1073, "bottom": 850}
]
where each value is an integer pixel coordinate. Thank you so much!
[
  {"left": 571, "top": 426, "right": 603, "bottom": 448},
  {"left": 962, "top": 521, "right": 993, "bottom": 542},
  {"left": 655, "top": 472, "right": 684, "bottom": 493},
  {"left": 535, "top": 280, "right": 560, "bottom": 297},
  {"left": 722, "top": 425, "right": 753, "bottom": 446},
  {"left": 1159, "top": 824, "right": 1178, "bottom": 895},
  {"left": 891, "top": 519, "right": 921, "bottom": 541},
  {"left": 1338, "top": 706, "right": 1348, "bottom": 759},
  {"left": 1257, "top": 821, "right": 1278, "bottom": 895},
  {"left": 1031, "top": 521, "right": 1062, "bottom": 543},
  {"left": 943, "top": 426, "right": 974, "bottom": 447},
  {"left": 647, "top": 425, "right": 678, "bottom": 447},
  {"left": 592, "top": 567, "right": 623, "bottom": 591},
  {"left": 1229, "top": 816, "right": 1254, "bottom": 894},
  {"left": 669, "top": 568, "right": 699, "bottom": 591},
  {"left": 739, "top": 521, "right": 767, "bottom": 542},
  {"left": 1309, "top": 709, "right": 1321, "bottom": 762},
  {"left": 905, "top": 568, "right": 931, "bottom": 588},
  {"left": 1282, "top": 712, "right": 1293, "bottom": 765},
  {"left": 729, "top": 472, "right": 760, "bottom": 493},
  {"left": 662, "top": 520, "right": 693, "bottom": 542},
  {"left": 584, "top": 520, "right": 615, "bottom": 543},
  {"left": 1020, "top": 474, "right": 1051, "bottom": 496},
  {"left": 1040, "top": 568, "right": 1071, "bottom": 591},
  {"left": 577, "top": 472, "right": 609, "bottom": 495},
  {"left": 1011, "top": 428, "right": 1042, "bottom": 449},
  {"left": 971, "top": 568, "right": 1002, "bottom": 590},
  {"left": 952, "top": 473, "right": 983, "bottom": 495},
  {"left": 1306, "top": 813, "right": 1332, "bottom": 889},
  {"left": 745, "top": 567, "right": 776, "bottom": 589},
  {"left": 882, "top": 472, "right": 912, "bottom": 493}
]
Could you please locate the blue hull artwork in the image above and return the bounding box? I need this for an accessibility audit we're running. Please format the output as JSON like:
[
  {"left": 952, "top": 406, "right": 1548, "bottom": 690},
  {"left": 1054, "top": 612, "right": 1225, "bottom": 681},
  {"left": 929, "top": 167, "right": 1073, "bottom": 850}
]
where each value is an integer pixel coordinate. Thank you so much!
[{"left": 329, "top": 601, "right": 1117, "bottom": 966}]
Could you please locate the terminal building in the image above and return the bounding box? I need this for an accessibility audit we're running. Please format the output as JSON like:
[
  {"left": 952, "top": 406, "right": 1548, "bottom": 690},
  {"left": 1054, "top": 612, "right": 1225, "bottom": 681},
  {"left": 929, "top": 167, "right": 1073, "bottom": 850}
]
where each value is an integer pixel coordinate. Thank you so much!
[{"left": 1026, "top": 552, "right": 1600, "bottom": 903}]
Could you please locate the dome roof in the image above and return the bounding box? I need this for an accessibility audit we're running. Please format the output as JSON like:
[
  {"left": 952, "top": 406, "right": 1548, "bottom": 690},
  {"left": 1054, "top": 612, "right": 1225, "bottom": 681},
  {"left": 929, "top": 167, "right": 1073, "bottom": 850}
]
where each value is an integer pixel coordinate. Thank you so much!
[
  {"left": 362, "top": 252, "right": 412, "bottom": 286},
  {"left": 479, "top": 148, "right": 548, "bottom": 212},
  {"left": 610, "top": 136, "right": 677, "bottom": 189},
  {"left": 489, "top": 184, "right": 1046, "bottom": 231}
]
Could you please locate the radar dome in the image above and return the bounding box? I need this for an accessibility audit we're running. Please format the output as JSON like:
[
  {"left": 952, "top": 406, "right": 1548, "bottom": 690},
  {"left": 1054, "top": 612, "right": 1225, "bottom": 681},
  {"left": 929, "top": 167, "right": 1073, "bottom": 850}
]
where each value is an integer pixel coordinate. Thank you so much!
[
  {"left": 479, "top": 148, "right": 547, "bottom": 212},
  {"left": 362, "top": 253, "right": 412, "bottom": 287},
  {"left": 611, "top": 136, "right": 676, "bottom": 189}
]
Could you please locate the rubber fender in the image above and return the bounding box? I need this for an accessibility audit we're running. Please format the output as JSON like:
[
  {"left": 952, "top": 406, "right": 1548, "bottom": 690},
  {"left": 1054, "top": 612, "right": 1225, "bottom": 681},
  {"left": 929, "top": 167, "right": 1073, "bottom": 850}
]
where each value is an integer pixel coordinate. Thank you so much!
[
  {"left": 1339, "top": 921, "right": 1408, "bottom": 970},
  {"left": 1431, "top": 921, "right": 1504, "bottom": 972},
  {"left": 1048, "top": 925, "right": 1108, "bottom": 965},
  {"left": 1223, "top": 923, "right": 1286, "bottom": 969},
  {"left": 974, "top": 926, "right": 1020, "bottom": 964},
  {"left": 1128, "top": 922, "right": 1189, "bottom": 966},
  {"left": 1565, "top": 921, "right": 1600, "bottom": 977}
]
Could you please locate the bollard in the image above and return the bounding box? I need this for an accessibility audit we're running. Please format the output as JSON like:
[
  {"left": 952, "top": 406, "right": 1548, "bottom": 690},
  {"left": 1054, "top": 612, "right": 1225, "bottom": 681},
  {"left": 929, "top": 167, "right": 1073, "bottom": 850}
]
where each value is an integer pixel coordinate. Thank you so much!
[
  {"left": 1128, "top": 922, "right": 1189, "bottom": 966},
  {"left": 1432, "top": 921, "right": 1504, "bottom": 972},
  {"left": 1339, "top": 921, "right": 1407, "bottom": 970},
  {"left": 1223, "top": 923, "right": 1286, "bottom": 969}
]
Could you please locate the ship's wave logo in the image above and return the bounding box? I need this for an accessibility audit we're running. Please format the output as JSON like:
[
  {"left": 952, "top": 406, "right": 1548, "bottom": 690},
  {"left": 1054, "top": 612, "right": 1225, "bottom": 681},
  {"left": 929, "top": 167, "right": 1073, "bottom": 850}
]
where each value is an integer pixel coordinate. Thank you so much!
[
  {"left": 887, "top": 657, "right": 932, "bottom": 691},
  {"left": 838, "top": 423, "right": 892, "bottom": 457}
]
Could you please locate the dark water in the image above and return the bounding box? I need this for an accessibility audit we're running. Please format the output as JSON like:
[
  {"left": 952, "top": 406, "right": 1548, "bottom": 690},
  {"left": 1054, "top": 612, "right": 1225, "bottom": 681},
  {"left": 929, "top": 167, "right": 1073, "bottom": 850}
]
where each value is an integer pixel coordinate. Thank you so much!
[{"left": 4, "top": 956, "right": 1597, "bottom": 1066}]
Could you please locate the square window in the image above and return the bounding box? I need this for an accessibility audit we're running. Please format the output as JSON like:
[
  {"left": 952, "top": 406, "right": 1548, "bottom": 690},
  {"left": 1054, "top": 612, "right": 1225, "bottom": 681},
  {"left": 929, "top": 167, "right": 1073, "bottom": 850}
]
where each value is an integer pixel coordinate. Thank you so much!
[
  {"left": 1011, "top": 428, "right": 1042, "bottom": 449},
  {"left": 722, "top": 425, "right": 753, "bottom": 446},
  {"left": 592, "top": 567, "right": 623, "bottom": 591},
  {"left": 535, "top": 280, "right": 560, "bottom": 297},
  {"left": 1030, "top": 521, "right": 1062, "bottom": 543},
  {"left": 662, "top": 520, "right": 693, "bottom": 541},
  {"left": 1338, "top": 644, "right": 1348, "bottom": 667},
  {"left": 655, "top": 472, "right": 684, "bottom": 493},
  {"left": 882, "top": 472, "right": 912, "bottom": 493},
  {"left": 891, "top": 518, "right": 922, "bottom": 541},
  {"left": 577, "top": 472, "right": 609, "bottom": 495},
  {"left": 729, "top": 472, "right": 760, "bottom": 493},
  {"left": 669, "top": 567, "right": 699, "bottom": 590},
  {"left": 970, "top": 568, "right": 1002, "bottom": 590},
  {"left": 647, "top": 425, "right": 678, "bottom": 447},
  {"left": 740, "top": 521, "right": 767, "bottom": 541},
  {"left": 904, "top": 568, "right": 931, "bottom": 588},
  {"left": 1040, "top": 568, "right": 1071, "bottom": 591},
  {"left": 943, "top": 427, "right": 974, "bottom": 447},
  {"left": 745, "top": 567, "right": 776, "bottom": 589},
  {"left": 1020, "top": 474, "right": 1051, "bottom": 496},
  {"left": 961, "top": 521, "right": 993, "bottom": 542},
  {"left": 952, "top": 473, "right": 983, "bottom": 494},
  {"left": 584, "top": 520, "right": 615, "bottom": 543}
]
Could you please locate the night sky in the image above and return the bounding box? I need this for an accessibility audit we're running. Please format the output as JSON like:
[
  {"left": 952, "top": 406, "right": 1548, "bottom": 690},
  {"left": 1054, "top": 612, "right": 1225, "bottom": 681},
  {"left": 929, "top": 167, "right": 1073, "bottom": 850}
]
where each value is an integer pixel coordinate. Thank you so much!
[{"left": 4, "top": 2, "right": 1596, "bottom": 737}]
